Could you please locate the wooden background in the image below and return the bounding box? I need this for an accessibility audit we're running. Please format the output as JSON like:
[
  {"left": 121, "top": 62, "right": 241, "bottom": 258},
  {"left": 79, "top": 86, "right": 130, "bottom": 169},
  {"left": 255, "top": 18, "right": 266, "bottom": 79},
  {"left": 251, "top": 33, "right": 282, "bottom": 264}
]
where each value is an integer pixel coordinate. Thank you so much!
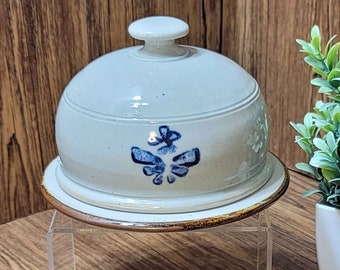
[{"left": 1, "top": 0, "right": 339, "bottom": 224}]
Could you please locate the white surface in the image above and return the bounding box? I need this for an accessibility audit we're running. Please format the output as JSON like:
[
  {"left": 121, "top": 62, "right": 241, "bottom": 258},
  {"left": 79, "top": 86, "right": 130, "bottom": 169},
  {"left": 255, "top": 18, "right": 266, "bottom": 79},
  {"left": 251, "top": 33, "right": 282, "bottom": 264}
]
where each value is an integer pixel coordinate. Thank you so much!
[
  {"left": 55, "top": 16, "right": 270, "bottom": 214},
  {"left": 315, "top": 202, "right": 340, "bottom": 270},
  {"left": 43, "top": 152, "right": 286, "bottom": 225},
  {"left": 128, "top": 16, "right": 189, "bottom": 42},
  {"left": 56, "top": 153, "right": 272, "bottom": 213},
  {"left": 61, "top": 47, "right": 258, "bottom": 119}
]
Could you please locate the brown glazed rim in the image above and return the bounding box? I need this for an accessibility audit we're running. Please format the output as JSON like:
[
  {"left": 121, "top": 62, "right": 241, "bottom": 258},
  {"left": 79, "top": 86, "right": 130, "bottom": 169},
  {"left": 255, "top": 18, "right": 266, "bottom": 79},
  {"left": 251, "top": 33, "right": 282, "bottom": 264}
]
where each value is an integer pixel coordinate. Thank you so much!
[{"left": 41, "top": 152, "right": 289, "bottom": 233}]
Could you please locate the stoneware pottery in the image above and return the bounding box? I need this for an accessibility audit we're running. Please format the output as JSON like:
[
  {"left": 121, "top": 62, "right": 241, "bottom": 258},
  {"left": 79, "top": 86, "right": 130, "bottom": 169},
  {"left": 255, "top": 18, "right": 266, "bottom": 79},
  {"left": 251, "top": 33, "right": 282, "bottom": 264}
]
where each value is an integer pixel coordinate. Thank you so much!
[
  {"left": 43, "top": 153, "right": 288, "bottom": 231},
  {"left": 44, "top": 16, "right": 286, "bottom": 215},
  {"left": 315, "top": 201, "right": 340, "bottom": 270}
]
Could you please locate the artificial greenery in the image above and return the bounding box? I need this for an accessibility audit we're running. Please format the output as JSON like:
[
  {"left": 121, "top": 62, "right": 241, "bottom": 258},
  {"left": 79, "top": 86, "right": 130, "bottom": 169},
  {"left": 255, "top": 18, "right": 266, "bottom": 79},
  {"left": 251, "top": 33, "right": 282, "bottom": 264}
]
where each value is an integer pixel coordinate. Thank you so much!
[{"left": 291, "top": 25, "right": 340, "bottom": 208}]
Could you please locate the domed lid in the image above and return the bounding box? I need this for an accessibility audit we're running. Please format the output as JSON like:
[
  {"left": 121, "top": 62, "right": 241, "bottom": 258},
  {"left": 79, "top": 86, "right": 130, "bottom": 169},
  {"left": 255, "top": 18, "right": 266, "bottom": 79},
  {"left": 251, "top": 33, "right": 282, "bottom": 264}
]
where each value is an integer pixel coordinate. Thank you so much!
[{"left": 62, "top": 16, "right": 258, "bottom": 122}]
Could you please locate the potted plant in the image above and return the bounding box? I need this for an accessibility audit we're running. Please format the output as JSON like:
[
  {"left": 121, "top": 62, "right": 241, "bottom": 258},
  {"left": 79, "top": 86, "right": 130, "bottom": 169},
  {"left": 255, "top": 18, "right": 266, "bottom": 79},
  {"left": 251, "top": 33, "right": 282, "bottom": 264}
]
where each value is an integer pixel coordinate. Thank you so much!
[{"left": 291, "top": 25, "right": 340, "bottom": 270}]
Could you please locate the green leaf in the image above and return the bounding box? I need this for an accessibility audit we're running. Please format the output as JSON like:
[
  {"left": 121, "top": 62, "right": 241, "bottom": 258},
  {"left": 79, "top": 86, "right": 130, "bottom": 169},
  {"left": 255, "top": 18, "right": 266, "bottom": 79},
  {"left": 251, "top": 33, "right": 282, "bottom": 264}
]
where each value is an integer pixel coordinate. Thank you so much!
[
  {"left": 319, "top": 180, "right": 331, "bottom": 195},
  {"left": 303, "top": 113, "right": 314, "bottom": 126},
  {"left": 331, "top": 78, "right": 340, "bottom": 92},
  {"left": 311, "top": 78, "right": 336, "bottom": 93},
  {"left": 316, "top": 100, "right": 336, "bottom": 111},
  {"left": 295, "top": 162, "right": 315, "bottom": 174},
  {"left": 313, "top": 138, "right": 328, "bottom": 151},
  {"left": 302, "top": 189, "right": 322, "bottom": 198},
  {"left": 290, "top": 122, "right": 309, "bottom": 137},
  {"left": 313, "top": 66, "right": 328, "bottom": 76},
  {"left": 325, "top": 35, "right": 337, "bottom": 55},
  {"left": 296, "top": 39, "right": 316, "bottom": 54},
  {"left": 318, "top": 86, "right": 333, "bottom": 93},
  {"left": 315, "top": 100, "right": 326, "bottom": 110},
  {"left": 311, "top": 78, "right": 337, "bottom": 94},
  {"left": 296, "top": 162, "right": 322, "bottom": 179},
  {"left": 328, "top": 178, "right": 340, "bottom": 185},
  {"left": 295, "top": 137, "right": 313, "bottom": 156},
  {"left": 326, "top": 42, "right": 340, "bottom": 70},
  {"left": 308, "top": 112, "right": 324, "bottom": 120},
  {"left": 311, "top": 77, "right": 332, "bottom": 88},
  {"left": 328, "top": 68, "right": 340, "bottom": 88},
  {"left": 312, "top": 35, "right": 321, "bottom": 53},
  {"left": 322, "top": 124, "right": 335, "bottom": 133},
  {"left": 308, "top": 125, "right": 317, "bottom": 137},
  {"left": 327, "top": 193, "right": 340, "bottom": 201},
  {"left": 311, "top": 25, "right": 320, "bottom": 40},
  {"left": 328, "top": 94, "right": 340, "bottom": 102},
  {"left": 333, "top": 111, "right": 340, "bottom": 125},
  {"left": 321, "top": 168, "right": 340, "bottom": 180},
  {"left": 314, "top": 119, "right": 329, "bottom": 128},
  {"left": 326, "top": 132, "right": 336, "bottom": 151},
  {"left": 304, "top": 56, "right": 328, "bottom": 74},
  {"left": 310, "top": 152, "right": 339, "bottom": 171}
]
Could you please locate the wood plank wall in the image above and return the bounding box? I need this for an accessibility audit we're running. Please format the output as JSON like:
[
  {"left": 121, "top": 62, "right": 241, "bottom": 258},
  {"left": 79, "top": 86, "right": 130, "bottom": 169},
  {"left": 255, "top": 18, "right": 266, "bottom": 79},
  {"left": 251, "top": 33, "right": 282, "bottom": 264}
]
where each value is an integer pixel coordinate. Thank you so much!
[{"left": 1, "top": 0, "right": 339, "bottom": 224}]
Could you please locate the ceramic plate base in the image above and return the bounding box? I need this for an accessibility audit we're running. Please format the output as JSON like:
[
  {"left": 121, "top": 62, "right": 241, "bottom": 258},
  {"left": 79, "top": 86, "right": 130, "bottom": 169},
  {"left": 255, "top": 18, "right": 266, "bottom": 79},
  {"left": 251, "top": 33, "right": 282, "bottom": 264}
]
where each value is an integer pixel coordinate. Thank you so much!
[{"left": 41, "top": 152, "right": 289, "bottom": 232}]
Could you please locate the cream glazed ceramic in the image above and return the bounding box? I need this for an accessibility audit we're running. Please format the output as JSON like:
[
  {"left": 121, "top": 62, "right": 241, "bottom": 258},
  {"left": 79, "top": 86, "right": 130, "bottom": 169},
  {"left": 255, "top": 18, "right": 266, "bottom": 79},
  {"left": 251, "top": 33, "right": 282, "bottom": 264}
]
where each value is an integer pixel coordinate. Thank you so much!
[
  {"left": 42, "top": 152, "right": 289, "bottom": 231},
  {"left": 54, "top": 16, "right": 272, "bottom": 213}
]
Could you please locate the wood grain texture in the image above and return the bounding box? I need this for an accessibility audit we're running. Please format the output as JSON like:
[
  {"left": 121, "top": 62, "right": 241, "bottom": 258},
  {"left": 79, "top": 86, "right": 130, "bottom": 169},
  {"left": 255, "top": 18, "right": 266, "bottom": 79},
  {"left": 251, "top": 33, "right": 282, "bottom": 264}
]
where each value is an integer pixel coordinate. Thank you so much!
[
  {"left": 0, "top": 171, "right": 318, "bottom": 269},
  {"left": 1, "top": 0, "right": 340, "bottom": 223}
]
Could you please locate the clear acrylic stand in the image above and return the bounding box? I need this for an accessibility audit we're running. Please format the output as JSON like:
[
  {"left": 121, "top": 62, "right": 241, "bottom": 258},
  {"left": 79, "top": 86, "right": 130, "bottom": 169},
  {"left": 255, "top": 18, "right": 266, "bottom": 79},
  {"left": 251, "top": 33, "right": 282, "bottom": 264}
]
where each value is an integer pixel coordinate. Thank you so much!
[{"left": 47, "top": 209, "right": 272, "bottom": 270}]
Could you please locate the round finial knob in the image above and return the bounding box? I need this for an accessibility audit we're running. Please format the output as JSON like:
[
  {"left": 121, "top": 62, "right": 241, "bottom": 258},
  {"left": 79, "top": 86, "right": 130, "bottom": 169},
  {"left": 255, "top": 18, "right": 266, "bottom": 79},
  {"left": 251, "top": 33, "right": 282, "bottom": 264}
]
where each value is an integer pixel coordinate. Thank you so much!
[
  {"left": 128, "top": 16, "right": 189, "bottom": 42},
  {"left": 128, "top": 16, "right": 190, "bottom": 59}
]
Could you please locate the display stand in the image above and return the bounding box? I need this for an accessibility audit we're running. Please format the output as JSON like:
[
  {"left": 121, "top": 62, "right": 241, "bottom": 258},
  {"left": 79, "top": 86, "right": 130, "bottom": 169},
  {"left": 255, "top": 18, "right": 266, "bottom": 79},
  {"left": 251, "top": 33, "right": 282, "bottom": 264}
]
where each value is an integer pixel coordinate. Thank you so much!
[
  {"left": 43, "top": 154, "right": 289, "bottom": 269},
  {"left": 47, "top": 209, "right": 272, "bottom": 270}
]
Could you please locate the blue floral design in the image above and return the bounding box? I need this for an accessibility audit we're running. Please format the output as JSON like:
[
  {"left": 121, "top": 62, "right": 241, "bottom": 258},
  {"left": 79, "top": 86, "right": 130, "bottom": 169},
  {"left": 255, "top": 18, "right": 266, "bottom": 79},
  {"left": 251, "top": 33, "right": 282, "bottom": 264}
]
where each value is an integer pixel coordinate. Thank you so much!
[
  {"left": 148, "top": 125, "right": 181, "bottom": 155},
  {"left": 170, "top": 148, "right": 200, "bottom": 177},
  {"left": 131, "top": 147, "right": 165, "bottom": 185},
  {"left": 131, "top": 125, "right": 200, "bottom": 185}
]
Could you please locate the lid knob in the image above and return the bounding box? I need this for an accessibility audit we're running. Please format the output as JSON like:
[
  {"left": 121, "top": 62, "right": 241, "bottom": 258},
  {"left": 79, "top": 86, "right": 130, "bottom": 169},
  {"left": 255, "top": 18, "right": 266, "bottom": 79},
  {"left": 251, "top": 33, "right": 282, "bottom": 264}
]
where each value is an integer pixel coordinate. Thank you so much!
[{"left": 128, "top": 16, "right": 190, "bottom": 59}]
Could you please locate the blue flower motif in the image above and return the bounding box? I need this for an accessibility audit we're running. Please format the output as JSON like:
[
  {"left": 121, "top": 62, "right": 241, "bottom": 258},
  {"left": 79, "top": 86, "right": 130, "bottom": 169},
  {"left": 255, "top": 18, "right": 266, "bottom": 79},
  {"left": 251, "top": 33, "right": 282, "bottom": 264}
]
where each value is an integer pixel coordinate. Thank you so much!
[
  {"left": 170, "top": 148, "right": 200, "bottom": 177},
  {"left": 131, "top": 126, "right": 200, "bottom": 185},
  {"left": 148, "top": 125, "right": 181, "bottom": 155},
  {"left": 131, "top": 147, "right": 165, "bottom": 185}
]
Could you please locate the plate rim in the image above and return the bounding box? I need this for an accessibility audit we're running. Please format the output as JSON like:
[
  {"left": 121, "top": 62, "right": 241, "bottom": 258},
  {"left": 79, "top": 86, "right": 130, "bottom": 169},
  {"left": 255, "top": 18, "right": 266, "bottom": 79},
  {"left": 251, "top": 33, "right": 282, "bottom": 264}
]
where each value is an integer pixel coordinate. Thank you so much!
[{"left": 41, "top": 151, "right": 289, "bottom": 232}]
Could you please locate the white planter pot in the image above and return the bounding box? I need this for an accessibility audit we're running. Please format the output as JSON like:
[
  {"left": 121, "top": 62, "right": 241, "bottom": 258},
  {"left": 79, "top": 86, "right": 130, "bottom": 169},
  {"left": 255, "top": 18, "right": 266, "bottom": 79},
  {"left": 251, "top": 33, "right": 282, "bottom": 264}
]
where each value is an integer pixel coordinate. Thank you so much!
[{"left": 315, "top": 201, "right": 340, "bottom": 270}]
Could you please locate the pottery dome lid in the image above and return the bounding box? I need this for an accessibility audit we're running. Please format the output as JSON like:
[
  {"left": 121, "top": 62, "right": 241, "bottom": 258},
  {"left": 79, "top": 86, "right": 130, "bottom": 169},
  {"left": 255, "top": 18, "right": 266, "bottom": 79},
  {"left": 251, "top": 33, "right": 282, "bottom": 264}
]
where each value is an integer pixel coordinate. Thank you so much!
[{"left": 62, "top": 16, "right": 258, "bottom": 122}]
